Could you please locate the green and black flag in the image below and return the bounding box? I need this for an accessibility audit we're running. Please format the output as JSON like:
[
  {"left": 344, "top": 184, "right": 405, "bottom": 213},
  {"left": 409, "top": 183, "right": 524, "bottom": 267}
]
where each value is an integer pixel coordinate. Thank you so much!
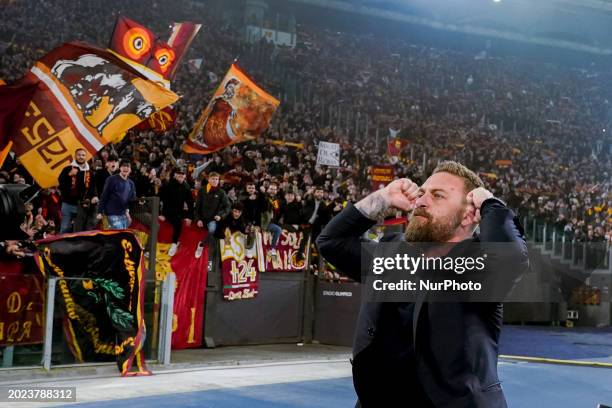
[{"left": 35, "top": 230, "right": 150, "bottom": 376}]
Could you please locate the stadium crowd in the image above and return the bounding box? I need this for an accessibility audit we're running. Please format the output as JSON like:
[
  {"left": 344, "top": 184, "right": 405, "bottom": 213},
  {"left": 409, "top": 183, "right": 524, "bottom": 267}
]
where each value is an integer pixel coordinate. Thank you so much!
[{"left": 0, "top": 0, "right": 610, "bottom": 249}]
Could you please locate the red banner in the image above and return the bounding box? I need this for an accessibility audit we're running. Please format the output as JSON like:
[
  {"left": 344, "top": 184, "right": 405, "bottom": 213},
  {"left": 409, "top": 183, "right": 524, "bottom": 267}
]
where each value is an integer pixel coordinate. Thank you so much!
[
  {"left": 258, "top": 229, "right": 309, "bottom": 272},
  {"left": 220, "top": 231, "right": 261, "bottom": 300},
  {"left": 370, "top": 165, "right": 395, "bottom": 190},
  {"left": 0, "top": 259, "right": 45, "bottom": 346},
  {"left": 131, "top": 220, "right": 208, "bottom": 349}
]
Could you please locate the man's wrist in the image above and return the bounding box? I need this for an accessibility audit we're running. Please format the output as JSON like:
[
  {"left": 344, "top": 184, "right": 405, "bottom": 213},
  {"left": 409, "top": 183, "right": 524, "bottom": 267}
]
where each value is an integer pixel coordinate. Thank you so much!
[
  {"left": 355, "top": 190, "right": 389, "bottom": 221},
  {"left": 481, "top": 197, "right": 506, "bottom": 210}
]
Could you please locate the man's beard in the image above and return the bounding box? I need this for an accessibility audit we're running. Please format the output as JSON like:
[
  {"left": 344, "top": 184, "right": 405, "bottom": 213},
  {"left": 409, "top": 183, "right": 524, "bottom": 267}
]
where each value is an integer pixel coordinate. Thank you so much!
[{"left": 404, "top": 207, "right": 463, "bottom": 243}]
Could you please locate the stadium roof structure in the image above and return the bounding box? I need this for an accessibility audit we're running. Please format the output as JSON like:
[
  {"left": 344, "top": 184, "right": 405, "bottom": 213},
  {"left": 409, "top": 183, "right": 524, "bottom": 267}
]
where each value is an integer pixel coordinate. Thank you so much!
[{"left": 290, "top": 0, "right": 612, "bottom": 55}]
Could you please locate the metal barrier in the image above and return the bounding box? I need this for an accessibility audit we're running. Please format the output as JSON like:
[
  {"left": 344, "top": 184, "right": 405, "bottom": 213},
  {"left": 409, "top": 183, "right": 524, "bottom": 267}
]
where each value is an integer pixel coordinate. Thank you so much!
[
  {"left": 39, "top": 274, "right": 175, "bottom": 371},
  {"left": 157, "top": 273, "right": 175, "bottom": 366},
  {"left": 524, "top": 216, "right": 611, "bottom": 274},
  {"left": 130, "top": 196, "right": 160, "bottom": 281}
]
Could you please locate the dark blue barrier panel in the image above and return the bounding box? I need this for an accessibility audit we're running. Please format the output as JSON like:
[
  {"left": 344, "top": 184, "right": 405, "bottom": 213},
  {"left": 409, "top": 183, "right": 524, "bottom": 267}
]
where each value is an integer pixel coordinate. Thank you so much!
[
  {"left": 205, "top": 271, "right": 307, "bottom": 346},
  {"left": 313, "top": 280, "right": 361, "bottom": 347}
]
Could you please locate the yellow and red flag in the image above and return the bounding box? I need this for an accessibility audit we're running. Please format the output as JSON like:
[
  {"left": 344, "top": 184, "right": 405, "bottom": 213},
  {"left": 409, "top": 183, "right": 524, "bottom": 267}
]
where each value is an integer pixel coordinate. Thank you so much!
[
  {"left": 131, "top": 219, "right": 209, "bottom": 349},
  {"left": 147, "top": 41, "right": 176, "bottom": 78},
  {"left": 7, "top": 42, "right": 178, "bottom": 187},
  {"left": 108, "top": 17, "right": 170, "bottom": 90},
  {"left": 184, "top": 63, "right": 279, "bottom": 154}
]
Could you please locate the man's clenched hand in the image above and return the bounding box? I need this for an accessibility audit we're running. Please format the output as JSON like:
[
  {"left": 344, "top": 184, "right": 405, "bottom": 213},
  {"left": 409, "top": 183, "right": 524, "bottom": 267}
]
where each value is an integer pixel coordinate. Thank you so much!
[
  {"left": 356, "top": 178, "right": 419, "bottom": 220},
  {"left": 466, "top": 187, "right": 494, "bottom": 224},
  {"left": 380, "top": 178, "right": 420, "bottom": 211}
]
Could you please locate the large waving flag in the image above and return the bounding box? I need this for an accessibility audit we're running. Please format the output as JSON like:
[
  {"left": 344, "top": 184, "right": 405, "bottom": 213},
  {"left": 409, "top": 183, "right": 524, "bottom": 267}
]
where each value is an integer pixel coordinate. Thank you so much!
[
  {"left": 147, "top": 41, "right": 176, "bottom": 78},
  {"left": 109, "top": 16, "right": 155, "bottom": 65},
  {"left": 109, "top": 17, "right": 170, "bottom": 89},
  {"left": 164, "top": 22, "right": 201, "bottom": 80},
  {"left": 184, "top": 63, "right": 279, "bottom": 154},
  {"left": 5, "top": 42, "right": 178, "bottom": 187},
  {"left": 109, "top": 17, "right": 201, "bottom": 83},
  {"left": 0, "top": 81, "right": 37, "bottom": 168}
]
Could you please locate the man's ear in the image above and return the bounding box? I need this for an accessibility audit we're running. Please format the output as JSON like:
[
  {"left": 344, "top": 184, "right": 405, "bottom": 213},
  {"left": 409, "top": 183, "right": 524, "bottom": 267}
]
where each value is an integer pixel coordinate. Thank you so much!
[{"left": 461, "top": 203, "right": 477, "bottom": 227}]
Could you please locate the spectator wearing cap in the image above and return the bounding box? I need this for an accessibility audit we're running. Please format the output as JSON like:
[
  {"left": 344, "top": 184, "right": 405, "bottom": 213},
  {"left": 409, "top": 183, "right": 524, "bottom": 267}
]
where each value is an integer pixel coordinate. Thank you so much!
[
  {"left": 75, "top": 154, "right": 119, "bottom": 232},
  {"left": 94, "top": 155, "right": 118, "bottom": 199},
  {"left": 58, "top": 148, "right": 95, "bottom": 233},
  {"left": 97, "top": 160, "right": 137, "bottom": 230},
  {"left": 194, "top": 172, "right": 230, "bottom": 258},
  {"left": 159, "top": 167, "right": 194, "bottom": 256}
]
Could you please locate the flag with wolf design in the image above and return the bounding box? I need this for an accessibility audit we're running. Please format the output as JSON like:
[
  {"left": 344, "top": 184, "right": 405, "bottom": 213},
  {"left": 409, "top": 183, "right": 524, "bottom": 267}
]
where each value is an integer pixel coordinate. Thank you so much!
[
  {"left": 8, "top": 42, "right": 178, "bottom": 188},
  {"left": 34, "top": 230, "right": 150, "bottom": 376}
]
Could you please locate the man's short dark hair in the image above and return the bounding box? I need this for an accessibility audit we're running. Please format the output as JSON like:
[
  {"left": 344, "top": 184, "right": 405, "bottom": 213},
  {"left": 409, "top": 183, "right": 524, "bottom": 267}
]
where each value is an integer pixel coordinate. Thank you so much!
[
  {"left": 107, "top": 155, "right": 119, "bottom": 162},
  {"left": 232, "top": 202, "right": 244, "bottom": 211},
  {"left": 119, "top": 159, "right": 131, "bottom": 168},
  {"left": 246, "top": 182, "right": 256, "bottom": 187}
]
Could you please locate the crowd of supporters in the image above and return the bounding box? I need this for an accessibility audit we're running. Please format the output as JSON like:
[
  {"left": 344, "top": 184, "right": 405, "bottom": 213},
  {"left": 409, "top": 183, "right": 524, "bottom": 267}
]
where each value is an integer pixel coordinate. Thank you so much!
[{"left": 0, "top": 0, "right": 610, "bottom": 247}]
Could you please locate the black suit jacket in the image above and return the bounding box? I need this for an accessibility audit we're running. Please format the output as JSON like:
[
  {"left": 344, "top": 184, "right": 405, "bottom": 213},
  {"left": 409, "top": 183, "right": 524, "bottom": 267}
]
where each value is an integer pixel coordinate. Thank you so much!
[
  {"left": 303, "top": 198, "right": 331, "bottom": 226},
  {"left": 160, "top": 179, "right": 194, "bottom": 220},
  {"left": 316, "top": 199, "right": 528, "bottom": 408}
]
